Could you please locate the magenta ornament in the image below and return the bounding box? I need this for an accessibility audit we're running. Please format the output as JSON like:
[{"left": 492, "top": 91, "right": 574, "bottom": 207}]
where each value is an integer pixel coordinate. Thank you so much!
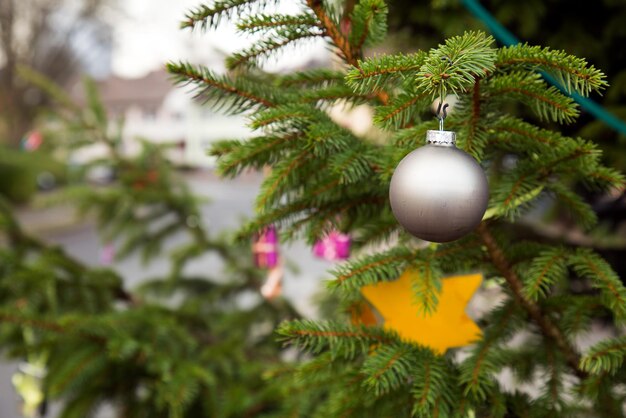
[
  {"left": 313, "top": 231, "right": 351, "bottom": 261},
  {"left": 253, "top": 226, "right": 279, "bottom": 268},
  {"left": 260, "top": 265, "right": 283, "bottom": 300},
  {"left": 100, "top": 243, "right": 115, "bottom": 265}
]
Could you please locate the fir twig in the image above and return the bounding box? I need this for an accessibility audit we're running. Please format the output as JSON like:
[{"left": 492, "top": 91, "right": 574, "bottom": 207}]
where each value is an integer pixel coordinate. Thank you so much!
[
  {"left": 305, "top": 0, "right": 358, "bottom": 65},
  {"left": 477, "top": 223, "right": 587, "bottom": 379},
  {"left": 181, "top": 0, "right": 262, "bottom": 30},
  {"left": 581, "top": 336, "right": 626, "bottom": 375},
  {"left": 306, "top": 0, "right": 390, "bottom": 104},
  {"left": 496, "top": 44, "right": 608, "bottom": 96},
  {"left": 167, "top": 61, "right": 276, "bottom": 111}
]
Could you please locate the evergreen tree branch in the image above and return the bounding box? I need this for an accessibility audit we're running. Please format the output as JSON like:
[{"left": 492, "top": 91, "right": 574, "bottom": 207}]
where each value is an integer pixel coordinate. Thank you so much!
[
  {"left": 411, "top": 354, "right": 459, "bottom": 418},
  {"left": 543, "top": 345, "right": 564, "bottom": 409},
  {"left": 256, "top": 150, "right": 310, "bottom": 211},
  {"left": 568, "top": 249, "right": 626, "bottom": 321},
  {"left": 48, "top": 345, "right": 106, "bottom": 397},
  {"left": 464, "top": 78, "right": 482, "bottom": 156},
  {"left": 236, "top": 13, "right": 320, "bottom": 33},
  {"left": 373, "top": 91, "right": 429, "bottom": 130},
  {"left": 330, "top": 146, "right": 377, "bottom": 185},
  {"left": 476, "top": 222, "right": 587, "bottom": 380},
  {"left": 249, "top": 103, "right": 319, "bottom": 129},
  {"left": 306, "top": 0, "right": 389, "bottom": 104},
  {"left": 226, "top": 29, "right": 324, "bottom": 70},
  {"left": 345, "top": 52, "right": 426, "bottom": 96},
  {"left": 522, "top": 247, "right": 569, "bottom": 301},
  {"left": 410, "top": 260, "right": 442, "bottom": 316},
  {"left": 349, "top": 0, "right": 388, "bottom": 51},
  {"left": 544, "top": 182, "right": 598, "bottom": 229},
  {"left": 330, "top": 237, "right": 482, "bottom": 293},
  {"left": 301, "top": 85, "right": 374, "bottom": 105},
  {"left": 495, "top": 44, "right": 608, "bottom": 96},
  {"left": 486, "top": 72, "right": 579, "bottom": 123},
  {"left": 416, "top": 31, "right": 496, "bottom": 98},
  {"left": 277, "top": 319, "right": 395, "bottom": 358},
  {"left": 275, "top": 68, "right": 345, "bottom": 87},
  {"left": 305, "top": 0, "right": 357, "bottom": 65},
  {"left": 581, "top": 336, "right": 626, "bottom": 375},
  {"left": 488, "top": 115, "right": 572, "bottom": 155},
  {"left": 212, "top": 133, "right": 299, "bottom": 177},
  {"left": 361, "top": 343, "right": 427, "bottom": 396},
  {"left": 166, "top": 61, "right": 276, "bottom": 111},
  {"left": 490, "top": 142, "right": 604, "bottom": 220},
  {"left": 329, "top": 247, "right": 414, "bottom": 290},
  {"left": 460, "top": 302, "right": 521, "bottom": 400},
  {"left": 181, "top": 0, "right": 262, "bottom": 30},
  {"left": 0, "top": 198, "right": 135, "bottom": 304},
  {"left": 0, "top": 312, "right": 105, "bottom": 344}
]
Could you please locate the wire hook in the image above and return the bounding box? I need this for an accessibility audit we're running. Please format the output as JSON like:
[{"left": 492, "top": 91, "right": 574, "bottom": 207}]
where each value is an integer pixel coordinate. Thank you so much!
[
  {"left": 436, "top": 100, "right": 449, "bottom": 131},
  {"left": 441, "top": 56, "right": 453, "bottom": 66}
]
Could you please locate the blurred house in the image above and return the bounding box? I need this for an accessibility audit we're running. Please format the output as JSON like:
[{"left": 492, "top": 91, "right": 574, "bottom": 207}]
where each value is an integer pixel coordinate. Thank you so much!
[{"left": 73, "top": 69, "right": 250, "bottom": 167}]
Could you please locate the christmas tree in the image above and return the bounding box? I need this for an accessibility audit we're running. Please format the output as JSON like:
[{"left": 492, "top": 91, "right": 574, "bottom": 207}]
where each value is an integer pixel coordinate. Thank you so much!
[
  {"left": 0, "top": 74, "right": 298, "bottom": 418},
  {"left": 168, "top": 1, "right": 626, "bottom": 417},
  {"left": 381, "top": 0, "right": 626, "bottom": 269}
]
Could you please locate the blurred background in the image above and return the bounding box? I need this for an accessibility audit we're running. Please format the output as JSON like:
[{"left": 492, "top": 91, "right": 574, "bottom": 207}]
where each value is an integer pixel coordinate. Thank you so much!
[
  {"left": 1, "top": 0, "right": 625, "bottom": 417},
  {"left": 0, "top": 1, "right": 336, "bottom": 416}
]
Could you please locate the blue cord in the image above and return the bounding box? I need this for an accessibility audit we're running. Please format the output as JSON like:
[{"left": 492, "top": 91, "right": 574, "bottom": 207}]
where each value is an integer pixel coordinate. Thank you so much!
[{"left": 461, "top": 0, "right": 626, "bottom": 136}]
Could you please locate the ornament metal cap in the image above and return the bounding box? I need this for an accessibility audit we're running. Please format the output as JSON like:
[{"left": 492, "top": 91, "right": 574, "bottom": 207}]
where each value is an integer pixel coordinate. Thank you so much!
[{"left": 426, "top": 130, "right": 456, "bottom": 147}]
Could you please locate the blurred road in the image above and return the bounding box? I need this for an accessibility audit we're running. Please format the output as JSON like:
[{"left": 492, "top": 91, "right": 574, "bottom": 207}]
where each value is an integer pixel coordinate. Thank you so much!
[{"left": 0, "top": 170, "right": 332, "bottom": 418}]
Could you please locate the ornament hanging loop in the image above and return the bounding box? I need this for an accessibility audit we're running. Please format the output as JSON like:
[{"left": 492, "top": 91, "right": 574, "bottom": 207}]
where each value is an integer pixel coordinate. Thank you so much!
[
  {"left": 436, "top": 56, "right": 452, "bottom": 131},
  {"left": 436, "top": 101, "right": 449, "bottom": 131}
]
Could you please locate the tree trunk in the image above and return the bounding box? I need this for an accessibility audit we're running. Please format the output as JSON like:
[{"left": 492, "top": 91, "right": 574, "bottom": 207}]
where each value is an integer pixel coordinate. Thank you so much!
[{"left": 0, "top": 0, "right": 22, "bottom": 147}]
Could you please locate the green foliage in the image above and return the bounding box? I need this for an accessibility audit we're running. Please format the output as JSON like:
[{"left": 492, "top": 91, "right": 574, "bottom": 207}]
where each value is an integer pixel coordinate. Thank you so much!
[
  {"left": 373, "top": 91, "right": 430, "bottom": 130},
  {"left": 277, "top": 319, "right": 395, "bottom": 359},
  {"left": 275, "top": 68, "right": 345, "bottom": 88},
  {"left": 159, "top": 0, "right": 626, "bottom": 417},
  {"left": 410, "top": 354, "right": 462, "bottom": 418},
  {"left": 346, "top": 52, "right": 427, "bottom": 94},
  {"left": 581, "top": 336, "right": 626, "bottom": 375},
  {"left": 0, "top": 74, "right": 298, "bottom": 417},
  {"left": 486, "top": 71, "right": 579, "bottom": 124},
  {"left": 0, "top": 147, "right": 66, "bottom": 203},
  {"left": 522, "top": 247, "right": 568, "bottom": 300},
  {"left": 167, "top": 61, "right": 279, "bottom": 114},
  {"left": 227, "top": 27, "right": 324, "bottom": 69},
  {"left": 349, "top": 0, "right": 388, "bottom": 49},
  {"left": 545, "top": 182, "right": 598, "bottom": 229},
  {"left": 416, "top": 31, "right": 496, "bottom": 98},
  {"left": 237, "top": 13, "right": 320, "bottom": 34},
  {"left": 182, "top": 0, "right": 262, "bottom": 31},
  {"left": 568, "top": 248, "right": 626, "bottom": 321},
  {"left": 496, "top": 44, "right": 608, "bottom": 97},
  {"left": 410, "top": 258, "right": 442, "bottom": 315},
  {"left": 329, "top": 247, "right": 413, "bottom": 292},
  {"left": 459, "top": 302, "right": 523, "bottom": 401},
  {"left": 360, "top": 343, "right": 420, "bottom": 396}
]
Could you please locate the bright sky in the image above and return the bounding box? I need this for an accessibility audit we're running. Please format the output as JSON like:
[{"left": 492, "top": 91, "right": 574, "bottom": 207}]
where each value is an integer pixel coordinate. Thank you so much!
[{"left": 112, "top": 0, "right": 329, "bottom": 78}]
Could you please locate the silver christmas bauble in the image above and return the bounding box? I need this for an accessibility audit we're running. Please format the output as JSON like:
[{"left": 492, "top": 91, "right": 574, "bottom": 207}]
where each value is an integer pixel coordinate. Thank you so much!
[{"left": 389, "top": 130, "right": 489, "bottom": 243}]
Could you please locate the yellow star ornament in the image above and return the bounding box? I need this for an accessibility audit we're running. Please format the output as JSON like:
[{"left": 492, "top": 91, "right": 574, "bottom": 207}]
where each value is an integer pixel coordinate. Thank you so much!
[{"left": 361, "top": 269, "right": 482, "bottom": 353}]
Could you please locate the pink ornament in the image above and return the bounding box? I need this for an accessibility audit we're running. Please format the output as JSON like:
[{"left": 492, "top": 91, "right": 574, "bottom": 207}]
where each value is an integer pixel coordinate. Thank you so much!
[
  {"left": 100, "top": 243, "right": 115, "bottom": 265},
  {"left": 260, "top": 266, "right": 283, "bottom": 300},
  {"left": 313, "top": 231, "right": 351, "bottom": 261},
  {"left": 253, "top": 226, "right": 279, "bottom": 268}
]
